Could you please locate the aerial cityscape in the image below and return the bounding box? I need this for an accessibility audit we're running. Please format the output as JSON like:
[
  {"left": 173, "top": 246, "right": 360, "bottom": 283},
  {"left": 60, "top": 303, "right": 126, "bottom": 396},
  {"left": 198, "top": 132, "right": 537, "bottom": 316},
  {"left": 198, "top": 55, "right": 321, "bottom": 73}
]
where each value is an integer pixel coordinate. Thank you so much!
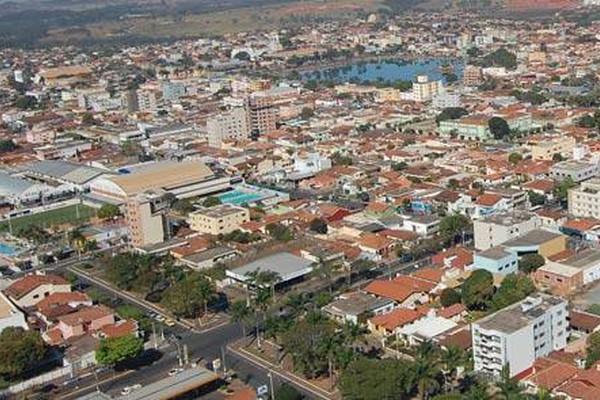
[{"left": 5, "top": 0, "right": 600, "bottom": 399}]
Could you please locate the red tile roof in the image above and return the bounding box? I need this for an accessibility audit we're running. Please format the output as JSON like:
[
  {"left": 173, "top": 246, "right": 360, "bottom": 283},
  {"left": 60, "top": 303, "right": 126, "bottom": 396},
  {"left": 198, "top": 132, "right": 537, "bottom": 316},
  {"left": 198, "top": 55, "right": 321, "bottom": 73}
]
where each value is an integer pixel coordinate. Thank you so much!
[
  {"left": 527, "top": 358, "right": 578, "bottom": 390},
  {"left": 98, "top": 320, "right": 138, "bottom": 339},
  {"left": 4, "top": 274, "right": 69, "bottom": 300},
  {"left": 570, "top": 310, "right": 600, "bottom": 332},
  {"left": 369, "top": 307, "right": 425, "bottom": 331},
  {"left": 474, "top": 193, "right": 503, "bottom": 207}
]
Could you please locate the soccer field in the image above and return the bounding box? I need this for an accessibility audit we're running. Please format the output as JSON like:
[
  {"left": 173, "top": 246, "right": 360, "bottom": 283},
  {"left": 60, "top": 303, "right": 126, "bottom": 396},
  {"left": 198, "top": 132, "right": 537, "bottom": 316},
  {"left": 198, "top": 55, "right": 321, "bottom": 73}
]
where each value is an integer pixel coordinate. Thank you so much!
[{"left": 0, "top": 204, "right": 97, "bottom": 233}]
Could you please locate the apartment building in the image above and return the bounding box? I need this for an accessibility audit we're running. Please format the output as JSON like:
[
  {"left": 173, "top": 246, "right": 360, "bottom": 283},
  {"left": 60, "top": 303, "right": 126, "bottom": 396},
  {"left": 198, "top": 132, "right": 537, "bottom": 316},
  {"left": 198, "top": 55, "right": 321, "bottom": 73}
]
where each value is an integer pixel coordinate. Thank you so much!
[
  {"left": 568, "top": 178, "right": 600, "bottom": 219},
  {"left": 473, "top": 211, "right": 541, "bottom": 251},
  {"left": 463, "top": 65, "right": 484, "bottom": 87},
  {"left": 248, "top": 87, "right": 298, "bottom": 136},
  {"left": 412, "top": 75, "right": 443, "bottom": 102},
  {"left": 472, "top": 294, "right": 568, "bottom": 377},
  {"left": 189, "top": 204, "right": 249, "bottom": 235},
  {"left": 528, "top": 136, "right": 576, "bottom": 161},
  {"left": 126, "top": 191, "right": 170, "bottom": 248},
  {"left": 551, "top": 161, "right": 599, "bottom": 183},
  {"left": 438, "top": 115, "right": 491, "bottom": 141},
  {"left": 206, "top": 107, "right": 251, "bottom": 147}
]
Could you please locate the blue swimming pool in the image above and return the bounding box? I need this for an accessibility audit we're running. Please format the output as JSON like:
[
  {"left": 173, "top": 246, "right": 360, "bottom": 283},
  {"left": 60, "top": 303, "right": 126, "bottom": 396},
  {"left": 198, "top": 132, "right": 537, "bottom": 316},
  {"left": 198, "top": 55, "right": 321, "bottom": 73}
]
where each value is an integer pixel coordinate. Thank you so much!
[
  {"left": 217, "top": 190, "right": 264, "bottom": 206},
  {"left": 0, "top": 242, "right": 17, "bottom": 257}
]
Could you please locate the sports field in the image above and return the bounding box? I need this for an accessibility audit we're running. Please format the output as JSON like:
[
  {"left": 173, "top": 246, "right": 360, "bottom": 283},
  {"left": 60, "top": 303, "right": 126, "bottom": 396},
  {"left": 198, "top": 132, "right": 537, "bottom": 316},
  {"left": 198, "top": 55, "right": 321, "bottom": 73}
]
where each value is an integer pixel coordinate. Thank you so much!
[{"left": 0, "top": 204, "right": 97, "bottom": 233}]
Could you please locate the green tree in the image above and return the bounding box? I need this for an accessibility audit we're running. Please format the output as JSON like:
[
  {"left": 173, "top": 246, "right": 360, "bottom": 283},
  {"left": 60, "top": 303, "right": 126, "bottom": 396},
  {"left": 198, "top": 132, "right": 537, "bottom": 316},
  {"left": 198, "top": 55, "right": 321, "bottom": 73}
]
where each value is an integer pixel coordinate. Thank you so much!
[
  {"left": 495, "top": 364, "right": 525, "bottom": 399},
  {"left": 585, "top": 331, "right": 600, "bottom": 367},
  {"left": 15, "top": 95, "right": 36, "bottom": 110},
  {"left": 518, "top": 254, "right": 545, "bottom": 274},
  {"left": 161, "top": 272, "right": 216, "bottom": 319},
  {"left": 300, "top": 107, "right": 315, "bottom": 120},
  {"left": 97, "top": 203, "right": 121, "bottom": 219},
  {"left": 0, "top": 139, "right": 17, "bottom": 153},
  {"left": 440, "top": 288, "right": 461, "bottom": 307},
  {"left": 508, "top": 152, "right": 522, "bottom": 165},
  {"left": 555, "top": 176, "right": 575, "bottom": 203},
  {"left": 0, "top": 328, "right": 47, "bottom": 381},
  {"left": 310, "top": 218, "right": 328, "bottom": 234},
  {"left": 96, "top": 334, "right": 144, "bottom": 367},
  {"left": 230, "top": 300, "right": 252, "bottom": 338},
  {"left": 488, "top": 117, "right": 510, "bottom": 140},
  {"left": 340, "top": 358, "right": 415, "bottom": 400},
  {"left": 436, "top": 107, "right": 468, "bottom": 125},
  {"left": 439, "top": 214, "right": 472, "bottom": 243},
  {"left": 482, "top": 48, "right": 517, "bottom": 70},
  {"left": 527, "top": 191, "right": 546, "bottom": 207},
  {"left": 490, "top": 274, "right": 536, "bottom": 311},
  {"left": 202, "top": 196, "right": 221, "bottom": 207},
  {"left": 266, "top": 223, "right": 294, "bottom": 241},
  {"left": 461, "top": 269, "right": 494, "bottom": 310},
  {"left": 331, "top": 152, "right": 353, "bottom": 166}
]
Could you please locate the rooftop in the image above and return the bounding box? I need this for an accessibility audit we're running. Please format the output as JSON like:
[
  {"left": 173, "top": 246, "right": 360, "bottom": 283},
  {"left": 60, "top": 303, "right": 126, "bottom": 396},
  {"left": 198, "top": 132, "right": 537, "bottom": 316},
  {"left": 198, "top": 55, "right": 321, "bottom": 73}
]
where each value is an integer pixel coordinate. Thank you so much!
[
  {"left": 502, "top": 229, "right": 564, "bottom": 248},
  {"left": 226, "top": 252, "right": 314, "bottom": 283}
]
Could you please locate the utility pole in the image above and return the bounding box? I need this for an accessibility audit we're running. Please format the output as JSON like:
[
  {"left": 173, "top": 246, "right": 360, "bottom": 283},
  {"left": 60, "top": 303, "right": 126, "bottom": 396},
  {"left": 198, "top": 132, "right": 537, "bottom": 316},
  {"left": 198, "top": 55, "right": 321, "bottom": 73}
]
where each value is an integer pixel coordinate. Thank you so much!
[
  {"left": 221, "top": 346, "right": 227, "bottom": 373},
  {"left": 268, "top": 371, "right": 275, "bottom": 400},
  {"left": 152, "top": 322, "right": 158, "bottom": 349},
  {"left": 183, "top": 344, "right": 189, "bottom": 365}
]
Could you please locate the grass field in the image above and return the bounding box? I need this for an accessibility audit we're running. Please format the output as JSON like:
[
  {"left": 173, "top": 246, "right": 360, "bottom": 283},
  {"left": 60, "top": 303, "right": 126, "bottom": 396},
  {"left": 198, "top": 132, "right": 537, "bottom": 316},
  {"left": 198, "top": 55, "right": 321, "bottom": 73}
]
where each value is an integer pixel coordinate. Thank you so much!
[{"left": 0, "top": 204, "right": 97, "bottom": 233}]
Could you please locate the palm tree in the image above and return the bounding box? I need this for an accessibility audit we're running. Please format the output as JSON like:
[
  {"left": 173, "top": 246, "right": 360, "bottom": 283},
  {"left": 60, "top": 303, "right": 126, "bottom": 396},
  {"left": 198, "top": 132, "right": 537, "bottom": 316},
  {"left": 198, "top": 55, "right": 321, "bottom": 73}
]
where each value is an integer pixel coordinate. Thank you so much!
[
  {"left": 230, "top": 300, "right": 251, "bottom": 339},
  {"left": 441, "top": 346, "right": 463, "bottom": 392},
  {"left": 495, "top": 365, "right": 525, "bottom": 400},
  {"left": 413, "top": 356, "right": 441, "bottom": 399},
  {"left": 196, "top": 276, "right": 216, "bottom": 323}
]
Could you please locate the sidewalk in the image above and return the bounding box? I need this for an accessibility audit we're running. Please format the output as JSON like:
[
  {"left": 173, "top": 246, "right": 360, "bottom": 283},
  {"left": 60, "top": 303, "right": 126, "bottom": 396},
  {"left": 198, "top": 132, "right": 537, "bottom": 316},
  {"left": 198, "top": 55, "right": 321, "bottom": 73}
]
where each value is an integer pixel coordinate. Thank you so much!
[{"left": 227, "top": 342, "right": 339, "bottom": 400}]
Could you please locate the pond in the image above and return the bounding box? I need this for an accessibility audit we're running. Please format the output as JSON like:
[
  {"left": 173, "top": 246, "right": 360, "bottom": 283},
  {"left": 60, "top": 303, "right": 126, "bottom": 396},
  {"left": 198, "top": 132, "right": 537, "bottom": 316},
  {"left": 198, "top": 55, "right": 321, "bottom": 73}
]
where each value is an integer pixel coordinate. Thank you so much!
[{"left": 302, "top": 58, "right": 464, "bottom": 85}]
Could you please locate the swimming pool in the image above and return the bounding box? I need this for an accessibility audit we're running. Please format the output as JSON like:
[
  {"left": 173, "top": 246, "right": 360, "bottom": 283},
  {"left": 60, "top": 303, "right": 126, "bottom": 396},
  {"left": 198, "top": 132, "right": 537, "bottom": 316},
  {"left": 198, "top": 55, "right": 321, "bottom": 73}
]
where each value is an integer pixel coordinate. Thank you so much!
[
  {"left": 0, "top": 242, "right": 17, "bottom": 257},
  {"left": 217, "top": 190, "right": 264, "bottom": 206}
]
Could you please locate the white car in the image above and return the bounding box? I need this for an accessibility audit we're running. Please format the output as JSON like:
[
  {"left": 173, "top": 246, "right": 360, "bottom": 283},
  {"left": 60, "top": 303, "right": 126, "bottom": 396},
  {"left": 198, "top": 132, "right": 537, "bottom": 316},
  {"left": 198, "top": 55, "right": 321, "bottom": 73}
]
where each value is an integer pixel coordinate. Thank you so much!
[
  {"left": 168, "top": 368, "right": 184, "bottom": 376},
  {"left": 121, "top": 384, "right": 142, "bottom": 396}
]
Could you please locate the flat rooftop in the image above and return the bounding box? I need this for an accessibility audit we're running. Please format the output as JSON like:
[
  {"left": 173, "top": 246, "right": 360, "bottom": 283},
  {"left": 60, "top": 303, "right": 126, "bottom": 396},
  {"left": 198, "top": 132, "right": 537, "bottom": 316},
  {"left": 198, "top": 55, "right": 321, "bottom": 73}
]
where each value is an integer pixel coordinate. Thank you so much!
[
  {"left": 118, "top": 367, "right": 218, "bottom": 400},
  {"left": 191, "top": 204, "right": 247, "bottom": 218},
  {"left": 226, "top": 252, "right": 314, "bottom": 283},
  {"left": 479, "top": 211, "right": 536, "bottom": 227},
  {"left": 322, "top": 292, "right": 392, "bottom": 316},
  {"left": 475, "top": 294, "right": 565, "bottom": 334},
  {"left": 502, "top": 229, "right": 563, "bottom": 248},
  {"left": 476, "top": 246, "right": 512, "bottom": 261},
  {"left": 557, "top": 248, "right": 600, "bottom": 269}
]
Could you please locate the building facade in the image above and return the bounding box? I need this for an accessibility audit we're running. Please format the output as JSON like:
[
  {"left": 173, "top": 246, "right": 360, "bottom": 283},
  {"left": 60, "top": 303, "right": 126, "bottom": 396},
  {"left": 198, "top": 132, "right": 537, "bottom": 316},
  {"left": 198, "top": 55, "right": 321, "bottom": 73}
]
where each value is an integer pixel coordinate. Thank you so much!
[
  {"left": 189, "top": 204, "right": 249, "bottom": 235},
  {"left": 569, "top": 178, "right": 600, "bottom": 219},
  {"left": 472, "top": 294, "right": 568, "bottom": 377}
]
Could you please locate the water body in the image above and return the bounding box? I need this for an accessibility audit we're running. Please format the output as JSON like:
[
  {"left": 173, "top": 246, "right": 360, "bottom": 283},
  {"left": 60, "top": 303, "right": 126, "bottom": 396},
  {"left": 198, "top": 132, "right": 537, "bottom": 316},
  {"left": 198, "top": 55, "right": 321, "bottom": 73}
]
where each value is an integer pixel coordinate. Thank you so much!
[{"left": 302, "top": 58, "right": 464, "bottom": 84}]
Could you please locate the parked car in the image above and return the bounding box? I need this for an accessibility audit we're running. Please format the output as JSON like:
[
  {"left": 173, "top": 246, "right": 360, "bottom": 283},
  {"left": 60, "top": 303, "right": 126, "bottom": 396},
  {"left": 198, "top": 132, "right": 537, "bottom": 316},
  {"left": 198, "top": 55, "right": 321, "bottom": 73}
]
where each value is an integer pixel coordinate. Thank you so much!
[
  {"left": 121, "top": 384, "right": 142, "bottom": 396},
  {"left": 168, "top": 368, "right": 184, "bottom": 376},
  {"left": 164, "top": 319, "right": 176, "bottom": 327}
]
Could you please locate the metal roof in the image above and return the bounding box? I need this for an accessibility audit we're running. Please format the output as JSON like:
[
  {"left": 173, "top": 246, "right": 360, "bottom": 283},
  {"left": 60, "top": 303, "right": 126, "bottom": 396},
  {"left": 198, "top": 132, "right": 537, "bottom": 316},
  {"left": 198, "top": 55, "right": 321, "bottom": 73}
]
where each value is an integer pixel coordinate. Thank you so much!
[{"left": 25, "top": 160, "right": 106, "bottom": 185}]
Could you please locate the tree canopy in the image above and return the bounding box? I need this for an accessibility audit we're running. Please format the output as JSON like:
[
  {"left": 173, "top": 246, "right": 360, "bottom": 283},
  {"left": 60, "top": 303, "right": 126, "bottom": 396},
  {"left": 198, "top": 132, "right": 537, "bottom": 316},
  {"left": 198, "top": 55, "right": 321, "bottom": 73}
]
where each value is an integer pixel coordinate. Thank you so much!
[
  {"left": 518, "top": 254, "right": 545, "bottom": 274},
  {"left": 440, "top": 288, "right": 461, "bottom": 308},
  {"left": 436, "top": 107, "right": 468, "bottom": 125},
  {"left": 161, "top": 272, "right": 216, "bottom": 318},
  {"left": 461, "top": 269, "right": 494, "bottom": 310},
  {"left": 439, "top": 214, "right": 471, "bottom": 243},
  {"left": 489, "top": 117, "right": 510, "bottom": 140},
  {"left": 97, "top": 203, "right": 121, "bottom": 219},
  {"left": 96, "top": 334, "right": 144, "bottom": 367},
  {"left": 0, "top": 327, "right": 46, "bottom": 381},
  {"left": 309, "top": 218, "right": 328, "bottom": 234}
]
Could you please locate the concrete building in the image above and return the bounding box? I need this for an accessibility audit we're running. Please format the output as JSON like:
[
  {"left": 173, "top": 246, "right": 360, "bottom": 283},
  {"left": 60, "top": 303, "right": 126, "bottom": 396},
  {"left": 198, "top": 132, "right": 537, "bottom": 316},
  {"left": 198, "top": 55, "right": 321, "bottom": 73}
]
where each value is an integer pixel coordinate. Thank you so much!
[
  {"left": 474, "top": 212, "right": 541, "bottom": 251},
  {"left": 90, "top": 161, "right": 230, "bottom": 202},
  {"left": 206, "top": 107, "right": 251, "bottom": 147},
  {"left": 226, "top": 252, "right": 314, "bottom": 287},
  {"left": 438, "top": 115, "right": 491, "bottom": 141},
  {"left": 473, "top": 246, "right": 518, "bottom": 276},
  {"left": 551, "top": 161, "right": 599, "bottom": 183},
  {"left": 534, "top": 248, "right": 600, "bottom": 296},
  {"left": 529, "top": 136, "right": 576, "bottom": 161},
  {"left": 4, "top": 274, "right": 71, "bottom": 309},
  {"left": 463, "top": 65, "right": 484, "bottom": 87},
  {"left": 502, "top": 230, "right": 567, "bottom": 258},
  {"left": 189, "top": 204, "right": 249, "bottom": 235},
  {"left": 0, "top": 291, "right": 27, "bottom": 332},
  {"left": 432, "top": 93, "right": 461, "bottom": 109},
  {"left": 472, "top": 294, "right": 568, "bottom": 377},
  {"left": 568, "top": 178, "right": 600, "bottom": 219},
  {"left": 412, "top": 75, "right": 443, "bottom": 102},
  {"left": 125, "top": 190, "right": 170, "bottom": 248}
]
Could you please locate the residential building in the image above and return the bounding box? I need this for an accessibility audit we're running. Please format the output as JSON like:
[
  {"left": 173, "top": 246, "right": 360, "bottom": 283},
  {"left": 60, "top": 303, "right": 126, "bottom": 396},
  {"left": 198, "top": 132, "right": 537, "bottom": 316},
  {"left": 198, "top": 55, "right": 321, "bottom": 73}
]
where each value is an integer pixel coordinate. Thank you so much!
[
  {"left": 412, "top": 75, "right": 443, "bottom": 102},
  {"left": 474, "top": 212, "right": 541, "bottom": 251},
  {"left": 206, "top": 107, "right": 251, "bottom": 147},
  {"left": 473, "top": 246, "right": 518, "bottom": 276},
  {"left": 568, "top": 178, "right": 600, "bottom": 219},
  {"left": 189, "top": 204, "right": 250, "bottom": 235},
  {"left": 472, "top": 294, "right": 568, "bottom": 377},
  {"left": 550, "top": 161, "right": 599, "bottom": 183},
  {"left": 323, "top": 292, "right": 395, "bottom": 325},
  {"left": 161, "top": 80, "right": 186, "bottom": 102},
  {"left": 4, "top": 274, "right": 71, "bottom": 308},
  {"left": 528, "top": 136, "right": 576, "bottom": 161},
  {"left": 463, "top": 65, "right": 484, "bottom": 87}
]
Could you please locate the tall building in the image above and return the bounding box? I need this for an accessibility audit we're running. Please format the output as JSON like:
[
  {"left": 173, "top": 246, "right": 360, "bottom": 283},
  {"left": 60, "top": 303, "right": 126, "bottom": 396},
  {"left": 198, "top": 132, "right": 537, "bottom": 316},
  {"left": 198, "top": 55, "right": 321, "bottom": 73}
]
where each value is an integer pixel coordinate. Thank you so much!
[
  {"left": 463, "top": 65, "right": 484, "bottom": 87},
  {"left": 206, "top": 107, "right": 251, "bottom": 147},
  {"left": 161, "top": 80, "right": 186, "bottom": 102},
  {"left": 472, "top": 294, "right": 568, "bottom": 377},
  {"left": 126, "top": 190, "right": 170, "bottom": 248},
  {"left": 412, "top": 75, "right": 443, "bottom": 102},
  {"left": 136, "top": 89, "right": 158, "bottom": 112},
  {"left": 568, "top": 178, "right": 600, "bottom": 219},
  {"left": 248, "top": 95, "right": 278, "bottom": 136},
  {"left": 473, "top": 212, "right": 541, "bottom": 251}
]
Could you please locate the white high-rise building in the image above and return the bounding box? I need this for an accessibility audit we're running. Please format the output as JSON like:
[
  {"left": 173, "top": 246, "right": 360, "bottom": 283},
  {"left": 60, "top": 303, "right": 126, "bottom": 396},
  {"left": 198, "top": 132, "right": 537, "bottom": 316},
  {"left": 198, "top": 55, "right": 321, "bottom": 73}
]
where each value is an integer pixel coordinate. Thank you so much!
[
  {"left": 569, "top": 178, "right": 600, "bottom": 219},
  {"left": 206, "top": 107, "right": 251, "bottom": 147},
  {"left": 472, "top": 294, "right": 568, "bottom": 378},
  {"left": 412, "top": 75, "right": 443, "bottom": 102}
]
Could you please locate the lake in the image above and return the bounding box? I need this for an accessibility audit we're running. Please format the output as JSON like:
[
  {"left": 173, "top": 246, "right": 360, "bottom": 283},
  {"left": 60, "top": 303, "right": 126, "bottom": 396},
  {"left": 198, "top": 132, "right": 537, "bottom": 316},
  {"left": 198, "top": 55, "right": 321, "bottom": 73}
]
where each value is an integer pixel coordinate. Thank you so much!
[{"left": 302, "top": 58, "right": 464, "bottom": 84}]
